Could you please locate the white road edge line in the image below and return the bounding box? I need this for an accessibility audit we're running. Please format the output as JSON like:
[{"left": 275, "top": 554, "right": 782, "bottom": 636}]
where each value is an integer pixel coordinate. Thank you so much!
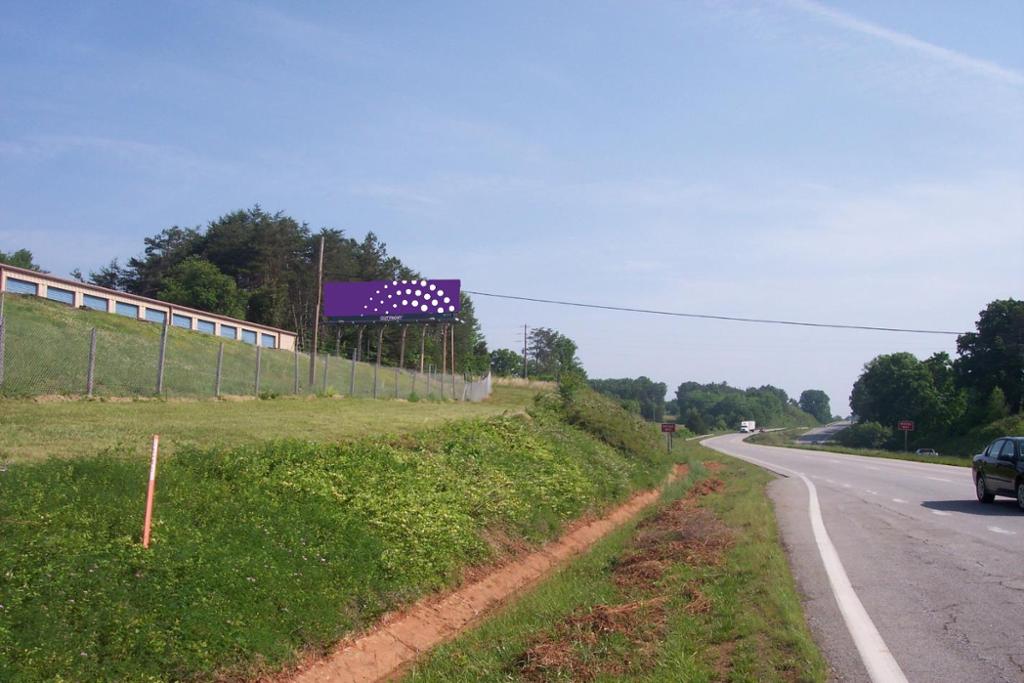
[{"left": 708, "top": 445, "right": 908, "bottom": 683}]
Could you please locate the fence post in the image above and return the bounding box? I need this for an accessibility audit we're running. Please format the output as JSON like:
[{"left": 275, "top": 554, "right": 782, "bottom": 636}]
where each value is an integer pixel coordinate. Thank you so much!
[
  {"left": 321, "top": 353, "right": 328, "bottom": 394},
  {"left": 156, "top": 323, "right": 168, "bottom": 395},
  {"left": 0, "top": 314, "right": 6, "bottom": 387},
  {"left": 215, "top": 342, "right": 224, "bottom": 397},
  {"left": 86, "top": 328, "right": 97, "bottom": 397},
  {"left": 450, "top": 325, "right": 456, "bottom": 400},
  {"left": 349, "top": 346, "right": 357, "bottom": 397},
  {"left": 293, "top": 347, "right": 299, "bottom": 394},
  {"left": 254, "top": 345, "right": 262, "bottom": 396}
]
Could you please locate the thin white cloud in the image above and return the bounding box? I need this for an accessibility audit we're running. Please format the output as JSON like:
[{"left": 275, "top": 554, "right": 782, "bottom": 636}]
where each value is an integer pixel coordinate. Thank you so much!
[
  {"left": 780, "top": 0, "right": 1024, "bottom": 87},
  {"left": 0, "top": 135, "right": 238, "bottom": 177}
]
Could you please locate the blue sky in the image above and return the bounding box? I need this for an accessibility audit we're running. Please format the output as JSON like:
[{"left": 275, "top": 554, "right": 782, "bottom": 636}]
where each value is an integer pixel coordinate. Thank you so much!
[{"left": 2, "top": 1, "right": 1022, "bottom": 412}]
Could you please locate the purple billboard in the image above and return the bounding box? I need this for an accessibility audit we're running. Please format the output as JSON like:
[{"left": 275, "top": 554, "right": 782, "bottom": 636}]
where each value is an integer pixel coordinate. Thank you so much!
[{"left": 323, "top": 279, "right": 461, "bottom": 323}]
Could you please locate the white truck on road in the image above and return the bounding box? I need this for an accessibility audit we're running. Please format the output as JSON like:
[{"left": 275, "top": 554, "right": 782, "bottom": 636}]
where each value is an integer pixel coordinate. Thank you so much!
[{"left": 739, "top": 420, "right": 756, "bottom": 433}]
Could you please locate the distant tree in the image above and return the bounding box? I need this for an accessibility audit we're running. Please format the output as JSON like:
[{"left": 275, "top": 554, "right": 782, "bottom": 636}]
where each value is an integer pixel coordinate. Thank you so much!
[
  {"left": 69, "top": 268, "right": 85, "bottom": 282},
  {"left": 674, "top": 380, "right": 816, "bottom": 430},
  {"left": 798, "top": 390, "right": 832, "bottom": 424},
  {"left": 122, "top": 226, "right": 203, "bottom": 296},
  {"left": 589, "top": 376, "right": 667, "bottom": 421},
  {"left": 89, "top": 259, "right": 128, "bottom": 290},
  {"left": 157, "top": 257, "right": 247, "bottom": 318},
  {"left": 837, "top": 421, "right": 892, "bottom": 449},
  {"left": 86, "top": 205, "right": 493, "bottom": 372},
  {"left": 490, "top": 348, "right": 523, "bottom": 377},
  {"left": 975, "top": 387, "right": 1011, "bottom": 424},
  {"left": 528, "top": 327, "right": 584, "bottom": 380},
  {"left": 683, "top": 409, "right": 709, "bottom": 435},
  {"left": 0, "top": 248, "right": 41, "bottom": 271},
  {"left": 921, "top": 351, "right": 966, "bottom": 430},
  {"left": 955, "top": 299, "right": 1024, "bottom": 414},
  {"left": 849, "top": 352, "right": 943, "bottom": 432}
]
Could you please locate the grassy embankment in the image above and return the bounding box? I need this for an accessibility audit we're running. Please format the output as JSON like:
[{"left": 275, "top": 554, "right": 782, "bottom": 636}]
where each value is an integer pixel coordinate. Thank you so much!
[
  {"left": 408, "top": 439, "right": 827, "bottom": 682},
  {"left": 0, "top": 384, "right": 540, "bottom": 463},
  {"left": 748, "top": 416, "right": 1024, "bottom": 468},
  {"left": 0, "top": 293, "right": 465, "bottom": 400},
  {"left": 0, "top": 385, "right": 677, "bottom": 681}
]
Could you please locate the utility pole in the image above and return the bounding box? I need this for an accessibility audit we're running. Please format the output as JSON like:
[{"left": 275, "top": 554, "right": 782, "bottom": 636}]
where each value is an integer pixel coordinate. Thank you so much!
[
  {"left": 441, "top": 323, "right": 448, "bottom": 386},
  {"left": 308, "top": 235, "right": 325, "bottom": 386},
  {"left": 522, "top": 324, "right": 528, "bottom": 380},
  {"left": 419, "top": 325, "right": 427, "bottom": 373}
]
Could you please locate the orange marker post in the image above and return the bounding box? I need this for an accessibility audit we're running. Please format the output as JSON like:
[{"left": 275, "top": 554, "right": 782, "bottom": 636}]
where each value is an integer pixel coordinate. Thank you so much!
[{"left": 142, "top": 434, "right": 160, "bottom": 548}]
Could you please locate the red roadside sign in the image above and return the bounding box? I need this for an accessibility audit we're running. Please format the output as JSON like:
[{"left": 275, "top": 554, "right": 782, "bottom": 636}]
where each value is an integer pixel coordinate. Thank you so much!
[
  {"left": 661, "top": 423, "right": 676, "bottom": 433},
  {"left": 897, "top": 420, "right": 915, "bottom": 432}
]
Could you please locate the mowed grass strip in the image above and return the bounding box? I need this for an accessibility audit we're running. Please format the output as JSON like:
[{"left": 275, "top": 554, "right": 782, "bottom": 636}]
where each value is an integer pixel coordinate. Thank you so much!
[
  {"left": 746, "top": 429, "right": 973, "bottom": 467},
  {"left": 0, "top": 388, "right": 672, "bottom": 681},
  {"left": 0, "top": 384, "right": 540, "bottom": 463},
  {"left": 406, "top": 441, "right": 827, "bottom": 683}
]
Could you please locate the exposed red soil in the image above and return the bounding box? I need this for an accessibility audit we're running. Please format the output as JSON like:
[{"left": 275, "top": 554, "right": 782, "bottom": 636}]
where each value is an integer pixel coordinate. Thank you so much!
[
  {"left": 285, "top": 464, "right": 689, "bottom": 683},
  {"left": 516, "top": 597, "right": 669, "bottom": 682},
  {"left": 512, "top": 477, "right": 733, "bottom": 681}
]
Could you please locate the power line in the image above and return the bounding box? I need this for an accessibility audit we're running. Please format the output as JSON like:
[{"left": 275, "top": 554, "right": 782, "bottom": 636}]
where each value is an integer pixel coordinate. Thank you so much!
[{"left": 464, "top": 289, "right": 967, "bottom": 336}]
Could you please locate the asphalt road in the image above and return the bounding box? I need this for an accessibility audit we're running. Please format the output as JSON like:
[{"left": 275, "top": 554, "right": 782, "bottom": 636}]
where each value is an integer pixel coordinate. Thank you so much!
[
  {"left": 703, "top": 433, "right": 1024, "bottom": 683},
  {"left": 796, "top": 421, "right": 852, "bottom": 444}
]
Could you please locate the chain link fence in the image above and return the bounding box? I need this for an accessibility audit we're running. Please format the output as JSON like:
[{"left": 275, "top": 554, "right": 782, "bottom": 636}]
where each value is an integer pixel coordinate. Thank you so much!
[{"left": 0, "top": 293, "right": 490, "bottom": 402}]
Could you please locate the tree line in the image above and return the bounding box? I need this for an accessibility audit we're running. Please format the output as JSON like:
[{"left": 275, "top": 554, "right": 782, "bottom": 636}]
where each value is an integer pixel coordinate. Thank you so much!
[
  {"left": 843, "top": 299, "right": 1023, "bottom": 450},
  {"left": 489, "top": 327, "right": 585, "bottom": 381},
  {"left": 588, "top": 377, "right": 668, "bottom": 422},
  {"left": 673, "top": 382, "right": 824, "bottom": 433},
  {"left": 580, "top": 374, "right": 830, "bottom": 430},
  {"left": 3, "top": 207, "right": 490, "bottom": 373}
]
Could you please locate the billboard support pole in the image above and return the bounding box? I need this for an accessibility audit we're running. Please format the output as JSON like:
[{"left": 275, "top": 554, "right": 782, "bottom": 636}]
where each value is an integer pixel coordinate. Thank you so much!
[
  {"left": 398, "top": 325, "right": 408, "bottom": 368},
  {"left": 308, "top": 235, "right": 325, "bottom": 386},
  {"left": 441, "top": 323, "right": 448, "bottom": 397},
  {"left": 349, "top": 345, "right": 357, "bottom": 396},
  {"left": 450, "top": 324, "right": 456, "bottom": 400},
  {"left": 373, "top": 326, "right": 383, "bottom": 399},
  {"left": 419, "top": 325, "right": 427, "bottom": 374},
  {"left": 355, "top": 326, "right": 364, "bottom": 362}
]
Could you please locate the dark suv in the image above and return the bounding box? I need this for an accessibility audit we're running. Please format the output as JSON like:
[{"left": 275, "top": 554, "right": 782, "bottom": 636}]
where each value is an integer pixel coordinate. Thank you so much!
[{"left": 973, "top": 437, "right": 1024, "bottom": 510}]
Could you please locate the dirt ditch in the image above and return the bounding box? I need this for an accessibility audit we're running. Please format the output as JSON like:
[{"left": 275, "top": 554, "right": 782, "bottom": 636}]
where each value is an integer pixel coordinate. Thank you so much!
[
  {"left": 512, "top": 476, "right": 733, "bottom": 682},
  {"left": 286, "top": 464, "right": 689, "bottom": 683}
]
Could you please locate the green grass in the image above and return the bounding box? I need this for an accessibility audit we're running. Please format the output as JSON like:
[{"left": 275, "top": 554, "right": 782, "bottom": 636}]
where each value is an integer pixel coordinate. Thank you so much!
[
  {"left": 0, "top": 384, "right": 540, "bottom": 464},
  {"left": 0, "top": 387, "right": 674, "bottom": 681},
  {"left": 788, "top": 443, "right": 971, "bottom": 467},
  {"left": 406, "top": 440, "right": 827, "bottom": 682},
  {"left": 748, "top": 414, "right": 1024, "bottom": 468},
  {"left": 746, "top": 429, "right": 973, "bottom": 467},
  {"left": 0, "top": 293, "right": 468, "bottom": 400}
]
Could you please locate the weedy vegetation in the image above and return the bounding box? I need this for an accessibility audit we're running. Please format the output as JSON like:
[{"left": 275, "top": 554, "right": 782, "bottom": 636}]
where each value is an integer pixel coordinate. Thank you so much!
[
  {"left": 0, "top": 385, "right": 674, "bottom": 681},
  {"left": 407, "top": 443, "right": 827, "bottom": 682}
]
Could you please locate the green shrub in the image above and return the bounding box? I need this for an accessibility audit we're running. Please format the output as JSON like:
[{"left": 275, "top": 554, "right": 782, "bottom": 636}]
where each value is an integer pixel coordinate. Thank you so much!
[{"left": 837, "top": 421, "right": 892, "bottom": 449}]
